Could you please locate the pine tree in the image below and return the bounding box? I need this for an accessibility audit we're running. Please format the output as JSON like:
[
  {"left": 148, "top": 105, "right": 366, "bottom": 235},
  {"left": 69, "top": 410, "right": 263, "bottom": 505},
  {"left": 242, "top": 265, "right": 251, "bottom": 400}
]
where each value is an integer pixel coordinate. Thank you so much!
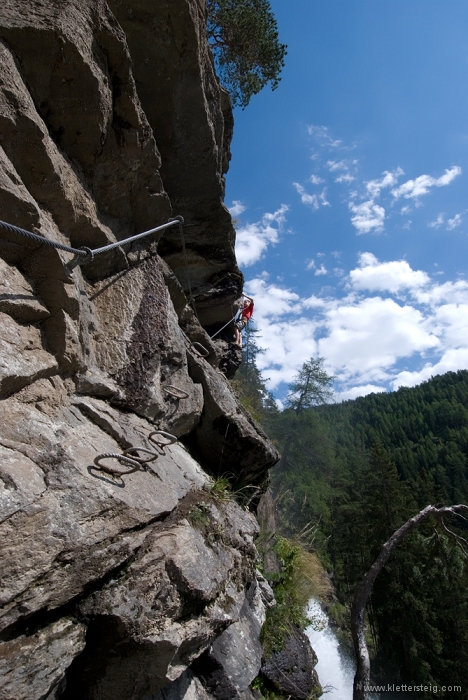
[
  {"left": 206, "top": 0, "right": 287, "bottom": 108},
  {"left": 285, "top": 357, "right": 336, "bottom": 413},
  {"left": 230, "top": 321, "right": 277, "bottom": 429}
]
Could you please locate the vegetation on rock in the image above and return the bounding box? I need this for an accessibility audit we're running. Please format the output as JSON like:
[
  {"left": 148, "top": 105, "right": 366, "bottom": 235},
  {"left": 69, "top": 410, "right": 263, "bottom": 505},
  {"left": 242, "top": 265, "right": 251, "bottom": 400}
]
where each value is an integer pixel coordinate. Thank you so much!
[
  {"left": 206, "top": 0, "right": 287, "bottom": 108},
  {"left": 260, "top": 537, "right": 314, "bottom": 656}
]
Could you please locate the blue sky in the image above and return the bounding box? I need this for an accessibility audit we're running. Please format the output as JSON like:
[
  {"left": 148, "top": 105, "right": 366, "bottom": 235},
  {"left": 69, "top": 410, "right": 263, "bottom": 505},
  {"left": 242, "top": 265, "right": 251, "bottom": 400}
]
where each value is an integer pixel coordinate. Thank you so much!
[{"left": 225, "top": 0, "right": 468, "bottom": 403}]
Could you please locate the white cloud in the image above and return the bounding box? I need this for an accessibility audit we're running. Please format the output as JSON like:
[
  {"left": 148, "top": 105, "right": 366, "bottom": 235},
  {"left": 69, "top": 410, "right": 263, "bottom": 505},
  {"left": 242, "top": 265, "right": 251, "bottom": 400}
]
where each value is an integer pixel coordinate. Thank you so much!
[
  {"left": 310, "top": 175, "right": 324, "bottom": 185},
  {"left": 413, "top": 279, "right": 468, "bottom": 306},
  {"left": 337, "top": 384, "right": 386, "bottom": 402},
  {"left": 318, "top": 296, "right": 439, "bottom": 382},
  {"left": 428, "top": 212, "right": 463, "bottom": 232},
  {"left": 293, "top": 182, "right": 319, "bottom": 209},
  {"left": 307, "top": 125, "right": 329, "bottom": 139},
  {"left": 256, "top": 319, "right": 321, "bottom": 389},
  {"left": 432, "top": 302, "right": 468, "bottom": 348},
  {"left": 391, "top": 348, "right": 468, "bottom": 390},
  {"left": 366, "top": 168, "right": 404, "bottom": 198},
  {"left": 349, "top": 200, "right": 385, "bottom": 234},
  {"left": 429, "top": 212, "right": 463, "bottom": 231},
  {"left": 238, "top": 151, "right": 466, "bottom": 398},
  {"left": 335, "top": 173, "right": 355, "bottom": 184},
  {"left": 248, "top": 278, "right": 439, "bottom": 391},
  {"left": 437, "top": 167, "right": 462, "bottom": 186},
  {"left": 429, "top": 213, "right": 445, "bottom": 228},
  {"left": 242, "top": 279, "right": 320, "bottom": 388},
  {"left": 326, "top": 159, "right": 349, "bottom": 172},
  {"left": 392, "top": 166, "right": 462, "bottom": 200},
  {"left": 245, "top": 277, "right": 302, "bottom": 322},
  {"left": 319, "top": 189, "right": 330, "bottom": 206},
  {"left": 349, "top": 253, "right": 430, "bottom": 293},
  {"left": 344, "top": 168, "right": 406, "bottom": 235},
  {"left": 447, "top": 213, "right": 462, "bottom": 230},
  {"left": 228, "top": 200, "right": 246, "bottom": 217},
  {"left": 294, "top": 183, "right": 330, "bottom": 209},
  {"left": 244, "top": 252, "right": 468, "bottom": 400},
  {"left": 307, "top": 125, "right": 343, "bottom": 149},
  {"left": 235, "top": 205, "right": 288, "bottom": 267}
]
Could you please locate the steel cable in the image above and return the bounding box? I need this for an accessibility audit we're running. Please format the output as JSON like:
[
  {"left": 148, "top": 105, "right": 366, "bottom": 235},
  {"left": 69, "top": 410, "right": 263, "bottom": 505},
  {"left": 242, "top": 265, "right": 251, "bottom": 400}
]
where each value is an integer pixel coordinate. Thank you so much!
[
  {"left": 0, "top": 219, "right": 91, "bottom": 257},
  {"left": 0, "top": 218, "right": 181, "bottom": 270},
  {"left": 210, "top": 312, "right": 239, "bottom": 339}
]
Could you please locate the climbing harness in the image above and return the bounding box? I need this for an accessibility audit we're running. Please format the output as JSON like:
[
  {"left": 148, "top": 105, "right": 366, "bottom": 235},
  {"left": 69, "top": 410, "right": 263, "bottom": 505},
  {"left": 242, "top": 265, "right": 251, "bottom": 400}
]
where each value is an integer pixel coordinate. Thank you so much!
[
  {"left": 163, "top": 385, "right": 190, "bottom": 400},
  {"left": 0, "top": 217, "right": 182, "bottom": 272}
]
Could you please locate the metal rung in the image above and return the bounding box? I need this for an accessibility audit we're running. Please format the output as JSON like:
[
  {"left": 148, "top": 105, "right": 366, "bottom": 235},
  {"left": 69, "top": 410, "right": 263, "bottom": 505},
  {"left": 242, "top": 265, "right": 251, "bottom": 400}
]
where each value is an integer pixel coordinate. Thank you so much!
[{"left": 163, "top": 385, "right": 190, "bottom": 399}]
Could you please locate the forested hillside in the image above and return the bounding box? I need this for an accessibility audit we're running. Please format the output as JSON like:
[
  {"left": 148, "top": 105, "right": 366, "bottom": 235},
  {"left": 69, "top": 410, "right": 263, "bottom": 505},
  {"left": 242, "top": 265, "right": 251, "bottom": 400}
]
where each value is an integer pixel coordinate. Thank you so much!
[{"left": 232, "top": 331, "right": 468, "bottom": 695}]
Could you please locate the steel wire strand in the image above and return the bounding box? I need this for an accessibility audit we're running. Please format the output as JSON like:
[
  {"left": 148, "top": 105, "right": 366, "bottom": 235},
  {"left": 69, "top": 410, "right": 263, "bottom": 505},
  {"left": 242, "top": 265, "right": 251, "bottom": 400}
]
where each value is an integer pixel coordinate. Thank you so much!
[
  {"left": 92, "top": 445, "right": 163, "bottom": 478},
  {"left": 148, "top": 430, "right": 178, "bottom": 455},
  {"left": 162, "top": 385, "right": 190, "bottom": 399},
  {"left": 0, "top": 219, "right": 91, "bottom": 257},
  {"left": 93, "top": 452, "right": 143, "bottom": 476},
  {"left": 210, "top": 312, "right": 238, "bottom": 339},
  {"left": 90, "top": 219, "right": 180, "bottom": 255},
  {"left": 175, "top": 217, "right": 202, "bottom": 323},
  {"left": 0, "top": 218, "right": 181, "bottom": 269}
]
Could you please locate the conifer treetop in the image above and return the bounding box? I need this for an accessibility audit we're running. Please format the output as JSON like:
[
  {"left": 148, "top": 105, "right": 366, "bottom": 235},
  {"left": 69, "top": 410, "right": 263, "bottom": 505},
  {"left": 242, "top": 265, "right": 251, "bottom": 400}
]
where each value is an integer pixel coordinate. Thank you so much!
[
  {"left": 286, "top": 357, "right": 336, "bottom": 413},
  {"left": 206, "top": 0, "right": 287, "bottom": 108}
]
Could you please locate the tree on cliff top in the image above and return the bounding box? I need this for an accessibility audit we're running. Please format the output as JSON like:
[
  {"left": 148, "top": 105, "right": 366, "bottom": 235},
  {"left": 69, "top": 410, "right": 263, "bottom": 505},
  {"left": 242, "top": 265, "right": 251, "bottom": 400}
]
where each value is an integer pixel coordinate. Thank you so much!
[{"left": 206, "top": 0, "right": 287, "bottom": 108}]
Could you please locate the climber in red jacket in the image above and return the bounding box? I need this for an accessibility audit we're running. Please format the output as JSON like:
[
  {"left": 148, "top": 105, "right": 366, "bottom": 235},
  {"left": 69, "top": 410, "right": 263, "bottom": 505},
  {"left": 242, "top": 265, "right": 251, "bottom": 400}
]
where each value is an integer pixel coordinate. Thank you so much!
[{"left": 234, "top": 294, "right": 254, "bottom": 347}]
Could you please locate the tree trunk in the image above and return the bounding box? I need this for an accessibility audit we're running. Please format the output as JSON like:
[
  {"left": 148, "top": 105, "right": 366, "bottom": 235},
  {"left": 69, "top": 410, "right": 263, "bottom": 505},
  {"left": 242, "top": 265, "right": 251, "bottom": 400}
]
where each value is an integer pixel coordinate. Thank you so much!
[
  {"left": 278, "top": 434, "right": 292, "bottom": 473},
  {"left": 351, "top": 504, "right": 468, "bottom": 700}
]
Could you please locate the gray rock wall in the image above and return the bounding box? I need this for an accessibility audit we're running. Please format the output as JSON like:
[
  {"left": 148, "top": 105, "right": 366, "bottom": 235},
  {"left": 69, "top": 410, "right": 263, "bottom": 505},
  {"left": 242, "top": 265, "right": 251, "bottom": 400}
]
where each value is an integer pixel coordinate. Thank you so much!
[{"left": 0, "top": 2, "right": 279, "bottom": 698}]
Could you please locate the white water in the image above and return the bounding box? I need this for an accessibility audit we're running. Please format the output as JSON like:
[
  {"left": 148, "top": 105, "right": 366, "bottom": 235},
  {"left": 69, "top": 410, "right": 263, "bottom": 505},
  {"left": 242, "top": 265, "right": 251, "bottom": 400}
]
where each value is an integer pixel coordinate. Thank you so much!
[{"left": 305, "top": 599, "right": 380, "bottom": 700}]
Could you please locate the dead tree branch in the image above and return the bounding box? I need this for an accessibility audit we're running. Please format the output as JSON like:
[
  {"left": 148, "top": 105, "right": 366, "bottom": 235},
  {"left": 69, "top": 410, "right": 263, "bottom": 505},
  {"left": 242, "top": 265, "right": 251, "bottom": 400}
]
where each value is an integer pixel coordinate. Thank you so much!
[{"left": 351, "top": 503, "right": 468, "bottom": 700}]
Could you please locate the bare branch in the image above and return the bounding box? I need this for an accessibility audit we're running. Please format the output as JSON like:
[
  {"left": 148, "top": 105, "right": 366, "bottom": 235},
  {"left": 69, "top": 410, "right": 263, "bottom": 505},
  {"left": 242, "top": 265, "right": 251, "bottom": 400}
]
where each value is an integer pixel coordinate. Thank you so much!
[
  {"left": 441, "top": 516, "right": 468, "bottom": 547},
  {"left": 352, "top": 504, "right": 468, "bottom": 700}
]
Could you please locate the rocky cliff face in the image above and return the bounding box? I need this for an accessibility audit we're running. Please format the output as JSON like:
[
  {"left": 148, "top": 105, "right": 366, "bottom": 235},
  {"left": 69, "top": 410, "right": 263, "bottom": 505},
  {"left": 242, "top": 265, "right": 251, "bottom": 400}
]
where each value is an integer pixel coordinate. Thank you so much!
[{"left": 0, "top": 2, "right": 279, "bottom": 698}]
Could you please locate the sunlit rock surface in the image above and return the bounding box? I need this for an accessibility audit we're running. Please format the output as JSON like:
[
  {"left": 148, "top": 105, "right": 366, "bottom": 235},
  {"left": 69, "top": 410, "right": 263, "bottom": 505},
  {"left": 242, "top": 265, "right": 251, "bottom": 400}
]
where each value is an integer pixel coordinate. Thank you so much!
[{"left": 0, "top": 1, "right": 278, "bottom": 698}]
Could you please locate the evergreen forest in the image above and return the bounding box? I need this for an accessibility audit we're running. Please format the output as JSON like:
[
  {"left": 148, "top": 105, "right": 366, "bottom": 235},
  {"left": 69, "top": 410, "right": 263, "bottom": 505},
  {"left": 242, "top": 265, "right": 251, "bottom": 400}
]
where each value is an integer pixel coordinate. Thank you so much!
[{"left": 233, "top": 325, "right": 468, "bottom": 696}]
